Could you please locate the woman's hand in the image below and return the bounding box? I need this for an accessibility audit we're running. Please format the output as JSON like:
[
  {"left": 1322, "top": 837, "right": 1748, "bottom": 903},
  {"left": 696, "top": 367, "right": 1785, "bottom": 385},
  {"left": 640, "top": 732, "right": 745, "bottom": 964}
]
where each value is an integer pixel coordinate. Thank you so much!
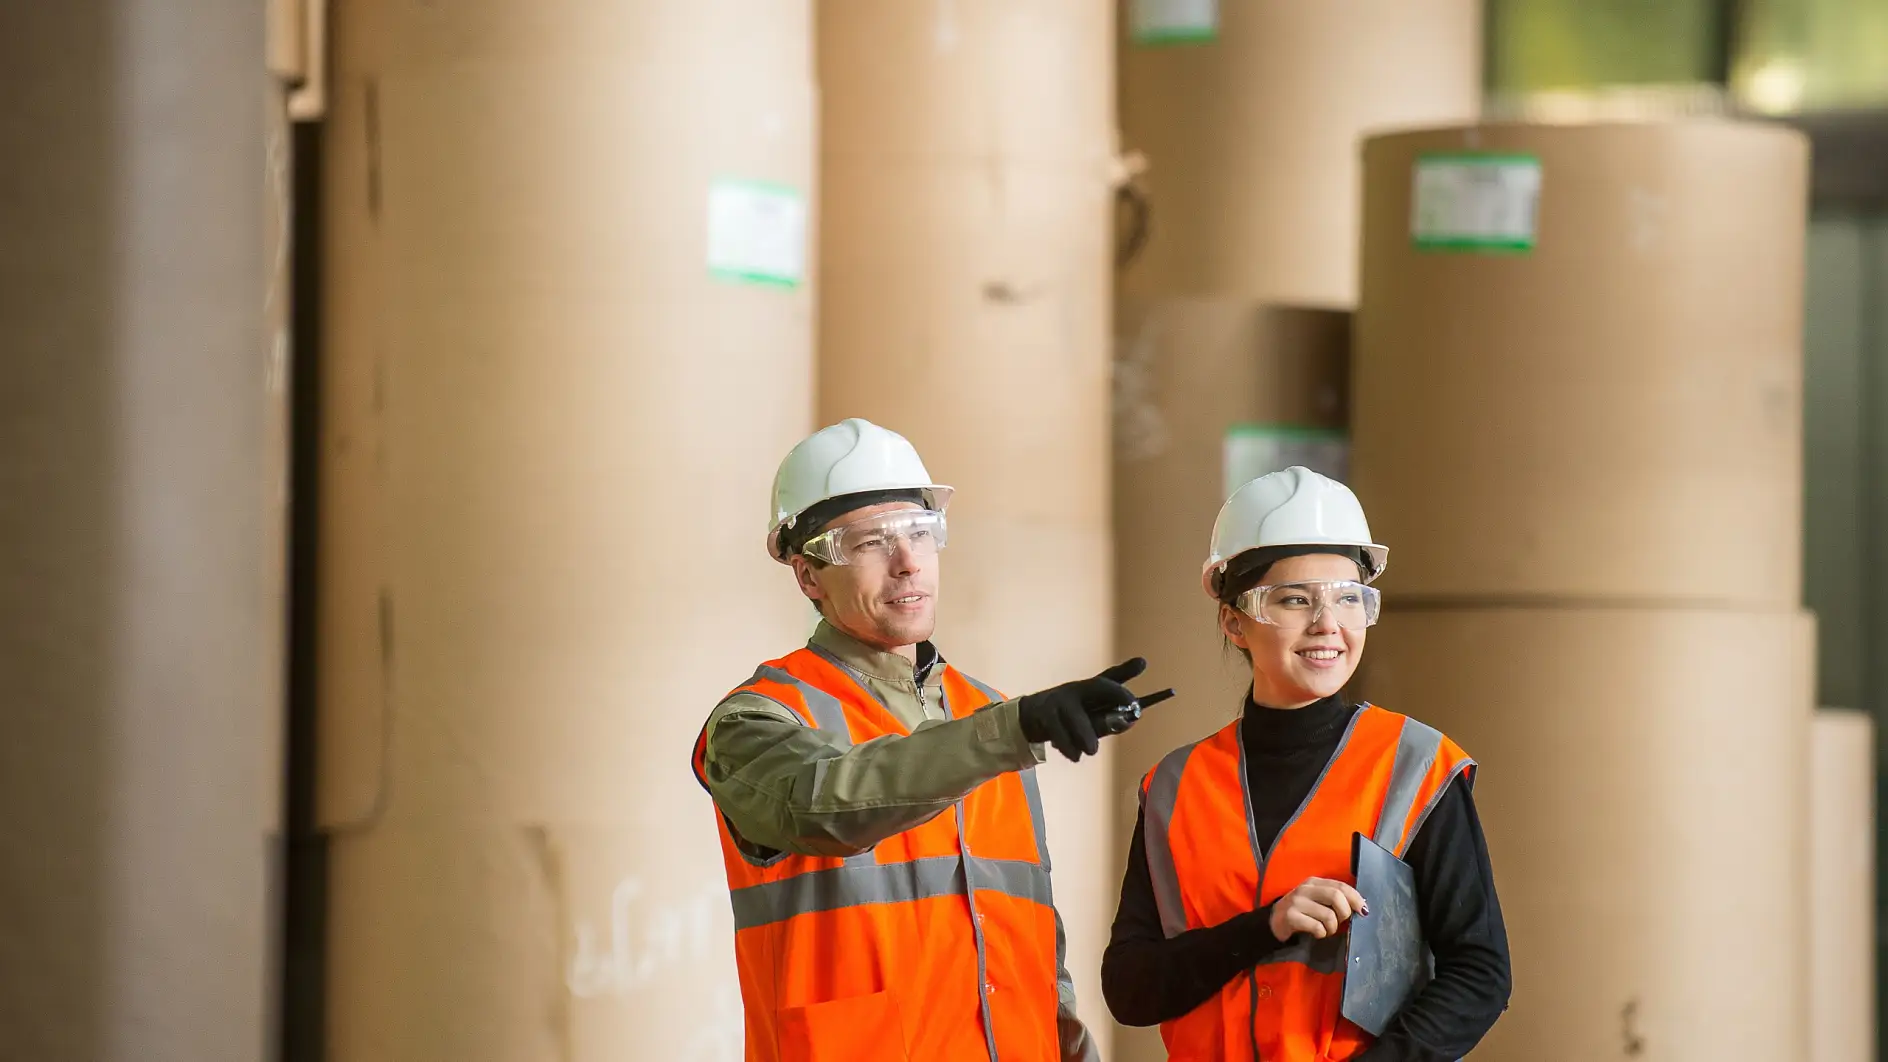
[{"left": 1268, "top": 878, "right": 1368, "bottom": 942}]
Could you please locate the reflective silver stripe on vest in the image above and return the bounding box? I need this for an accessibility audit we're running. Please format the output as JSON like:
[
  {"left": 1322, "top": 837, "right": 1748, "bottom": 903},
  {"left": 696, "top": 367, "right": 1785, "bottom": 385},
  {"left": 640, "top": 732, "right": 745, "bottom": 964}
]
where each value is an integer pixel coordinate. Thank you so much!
[
  {"left": 727, "top": 852, "right": 1055, "bottom": 929},
  {"left": 749, "top": 664, "right": 852, "bottom": 741},
  {"left": 1372, "top": 715, "right": 1444, "bottom": 856},
  {"left": 1261, "top": 931, "right": 1347, "bottom": 976},
  {"left": 967, "top": 855, "right": 1054, "bottom": 904},
  {"left": 1141, "top": 743, "right": 1196, "bottom": 939},
  {"left": 731, "top": 856, "right": 947, "bottom": 929},
  {"left": 956, "top": 672, "right": 1007, "bottom": 707},
  {"left": 1406, "top": 757, "right": 1474, "bottom": 850},
  {"left": 1018, "top": 767, "right": 1051, "bottom": 871}
]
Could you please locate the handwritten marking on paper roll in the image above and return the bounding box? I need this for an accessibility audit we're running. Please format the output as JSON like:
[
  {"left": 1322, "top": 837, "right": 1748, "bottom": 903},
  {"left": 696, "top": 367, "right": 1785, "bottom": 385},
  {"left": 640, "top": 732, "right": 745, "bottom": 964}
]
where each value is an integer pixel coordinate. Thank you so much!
[
  {"left": 982, "top": 280, "right": 1043, "bottom": 304},
  {"left": 1621, "top": 998, "right": 1645, "bottom": 1056},
  {"left": 566, "top": 878, "right": 725, "bottom": 998},
  {"left": 1627, "top": 189, "right": 1667, "bottom": 253},
  {"left": 1112, "top": 319, "right": 1171, "bottom": 462}
]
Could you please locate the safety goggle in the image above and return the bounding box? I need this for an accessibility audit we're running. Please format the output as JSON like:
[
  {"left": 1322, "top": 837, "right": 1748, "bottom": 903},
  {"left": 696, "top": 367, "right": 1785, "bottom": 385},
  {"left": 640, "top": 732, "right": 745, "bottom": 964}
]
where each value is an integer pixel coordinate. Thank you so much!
[
  {"left": 1233, "top": 580, "right": 1381, "bottom": 631},
  {"left": 800, "top": 509, "right": 949, "bottom": 566}
]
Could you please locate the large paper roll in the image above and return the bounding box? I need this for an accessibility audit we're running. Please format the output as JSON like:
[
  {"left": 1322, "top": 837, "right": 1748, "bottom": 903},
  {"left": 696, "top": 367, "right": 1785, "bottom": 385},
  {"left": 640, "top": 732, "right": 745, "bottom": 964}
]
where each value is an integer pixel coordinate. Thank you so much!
[
  {"left": 1355, "top": 607, "right": 1813, "bottom": 1062},
  {"left": 319, "top": 3, "right": 814, "bottom": 1057},
  {"left": 817, "top": 0, "right": 1119, "bottom": 1051},
  {"left": 1354, "top": 122, "right": 1808, "bottom": 605},
  {"left": 0, "top": 6, "right": 274, "bottom": 1061},
  {"left": 1810, "top": 709, "right": 1875, "bottom": 1062},
  {"left": 1117, "top": 0, "right": 1480, "bottom": 303}
]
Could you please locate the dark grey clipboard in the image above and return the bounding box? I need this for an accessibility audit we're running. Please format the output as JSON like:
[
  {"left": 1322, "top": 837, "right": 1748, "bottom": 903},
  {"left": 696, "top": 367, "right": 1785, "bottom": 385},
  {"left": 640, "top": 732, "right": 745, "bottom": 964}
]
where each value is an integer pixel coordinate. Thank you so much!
[{"left": 1340, "top": 832, "right": 1430, "bottom": 1036}]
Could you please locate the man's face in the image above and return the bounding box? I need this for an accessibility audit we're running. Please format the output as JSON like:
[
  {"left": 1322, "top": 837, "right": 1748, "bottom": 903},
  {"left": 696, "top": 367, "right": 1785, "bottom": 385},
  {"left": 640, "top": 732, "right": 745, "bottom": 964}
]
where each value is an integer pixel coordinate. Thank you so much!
[{"left": 789, "top": 501, "right": 941, "bottom": 652}]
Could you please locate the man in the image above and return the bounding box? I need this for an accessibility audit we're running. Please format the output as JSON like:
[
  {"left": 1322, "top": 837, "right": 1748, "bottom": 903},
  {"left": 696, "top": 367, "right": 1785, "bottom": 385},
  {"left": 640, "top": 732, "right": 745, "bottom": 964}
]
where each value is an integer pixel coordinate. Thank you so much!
[{"left": 692, "top": 417, "right": 1169, "bottom": 1062}]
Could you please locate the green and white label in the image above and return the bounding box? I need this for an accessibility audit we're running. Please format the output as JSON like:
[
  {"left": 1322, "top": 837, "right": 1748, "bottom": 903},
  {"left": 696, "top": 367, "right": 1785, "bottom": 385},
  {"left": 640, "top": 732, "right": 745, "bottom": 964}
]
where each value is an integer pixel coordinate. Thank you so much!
[
  {"left": 1131, "top": 0, "right": 1217, "bottom": 45},
  {"left": 1223, "top": 426, "right": 1349, "bottom": 500},
  {"left": 707, "top": 178, "right": 807, "bottom": 287},
  {"left": 1411, "top": 153, "right": 1541, "bottom": 252}
]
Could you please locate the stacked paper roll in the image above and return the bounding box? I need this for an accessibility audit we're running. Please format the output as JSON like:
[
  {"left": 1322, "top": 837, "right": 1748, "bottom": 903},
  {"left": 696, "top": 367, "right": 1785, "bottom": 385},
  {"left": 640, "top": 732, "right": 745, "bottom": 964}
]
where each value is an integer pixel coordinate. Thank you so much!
[
  {"left": 1118, "top": 0, "right": 1481, "bottom": 303},
  {"left": 318, "top": 3, "right": 815, "bottom": 1057},
  {"left": 1353, "top": 121, "right": 1814, "bottom": 1061},
  {"left": 0, "top": 7, "right": 276, "bottom": 1060},
  {"left": 1358, "top": 609, "right": 1814, "bottom": 1062},
  {"left": 1354, "top": 123, "right": 1807, "bottom": 606}
]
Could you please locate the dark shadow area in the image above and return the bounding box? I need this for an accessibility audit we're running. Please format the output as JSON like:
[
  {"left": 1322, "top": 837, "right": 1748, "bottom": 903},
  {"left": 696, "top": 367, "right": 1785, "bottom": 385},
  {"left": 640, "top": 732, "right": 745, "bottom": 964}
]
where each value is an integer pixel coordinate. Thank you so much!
[
  {"left": 0, "top": 5, "right": 116, "bottom": 1060},
  {"left": 281, "top": 117, "right": 331, "bottom": 1062},
  {"left": 1787, "top": 111, "right": 1888, "bottom": 210}
]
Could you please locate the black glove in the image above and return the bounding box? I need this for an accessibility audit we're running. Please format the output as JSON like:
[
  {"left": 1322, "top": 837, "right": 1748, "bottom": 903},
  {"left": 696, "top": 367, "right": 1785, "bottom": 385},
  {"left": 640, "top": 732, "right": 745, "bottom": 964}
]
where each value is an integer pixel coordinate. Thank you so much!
[{"left": 1017, "top": 657, "right": 1174, "bottom": 763}]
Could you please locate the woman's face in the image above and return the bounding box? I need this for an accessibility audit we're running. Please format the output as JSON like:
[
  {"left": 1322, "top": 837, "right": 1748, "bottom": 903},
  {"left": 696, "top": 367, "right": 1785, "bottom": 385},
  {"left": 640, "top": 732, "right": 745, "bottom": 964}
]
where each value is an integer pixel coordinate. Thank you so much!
[{"left": 1220, "top": 552, "right": 1368, "bottom": 708}]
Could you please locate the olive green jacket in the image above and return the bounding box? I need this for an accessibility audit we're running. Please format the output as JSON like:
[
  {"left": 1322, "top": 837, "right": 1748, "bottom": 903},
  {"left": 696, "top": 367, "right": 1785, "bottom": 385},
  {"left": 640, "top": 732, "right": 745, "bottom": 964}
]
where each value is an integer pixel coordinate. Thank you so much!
[{"left": 699, "top": 622, "right": 1099, "bottom": 1062}]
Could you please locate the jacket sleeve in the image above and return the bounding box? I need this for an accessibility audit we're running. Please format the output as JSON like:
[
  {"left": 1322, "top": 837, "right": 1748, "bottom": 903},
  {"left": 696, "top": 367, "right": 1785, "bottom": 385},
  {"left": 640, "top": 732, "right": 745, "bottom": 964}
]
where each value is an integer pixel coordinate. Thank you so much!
[
  {"left": 1354, "top": 776, "right": 1513, "bottom": 1062},
  {"left": 699, "top": 692, "right": 1045, "bottom": 858}
]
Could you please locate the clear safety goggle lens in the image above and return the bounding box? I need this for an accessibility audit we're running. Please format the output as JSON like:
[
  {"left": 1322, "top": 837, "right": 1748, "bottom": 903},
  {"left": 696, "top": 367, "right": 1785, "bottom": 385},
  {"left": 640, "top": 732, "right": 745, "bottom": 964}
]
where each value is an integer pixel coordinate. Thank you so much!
[
  {"left": 1234, "top": 580, "right": 1381, "bottom": 631},
  {"left": 801, "top": 510, "right": 949, "bottom": 566}
]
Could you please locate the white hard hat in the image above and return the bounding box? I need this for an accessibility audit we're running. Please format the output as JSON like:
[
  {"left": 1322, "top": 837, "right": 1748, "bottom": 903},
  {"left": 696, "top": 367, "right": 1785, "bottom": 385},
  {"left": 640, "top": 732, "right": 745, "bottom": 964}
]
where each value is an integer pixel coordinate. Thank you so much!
[
  {"left": 1202, "top": 466, "right": 1388, "bottom": 598},
  {"left": 767, "top": 418, "right": 954, "bottom": 562}
]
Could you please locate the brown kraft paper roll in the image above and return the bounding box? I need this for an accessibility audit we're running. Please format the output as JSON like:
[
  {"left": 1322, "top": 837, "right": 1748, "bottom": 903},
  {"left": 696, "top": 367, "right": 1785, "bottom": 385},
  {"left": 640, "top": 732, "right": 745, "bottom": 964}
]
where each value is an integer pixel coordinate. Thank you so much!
[
  {"left": 1354, "top": 606, "right": 1813, "bottom": 1062},
  {"left": 318, "top": 2, "right": 816, "bottom": 1057},
  {"left": 1354, "top": 122, "right": 1808, "bottom": 606}
]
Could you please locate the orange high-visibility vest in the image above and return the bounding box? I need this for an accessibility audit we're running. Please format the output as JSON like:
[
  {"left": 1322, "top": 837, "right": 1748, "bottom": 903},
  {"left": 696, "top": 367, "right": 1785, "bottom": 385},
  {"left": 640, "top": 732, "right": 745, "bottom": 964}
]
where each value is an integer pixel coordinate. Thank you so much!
[
  {"left": 1139, "top": 704, "right": 1473, "bottom": 1062},
  {"left": 692, "top": 646, "right": 1062, "bottom": 1062}
]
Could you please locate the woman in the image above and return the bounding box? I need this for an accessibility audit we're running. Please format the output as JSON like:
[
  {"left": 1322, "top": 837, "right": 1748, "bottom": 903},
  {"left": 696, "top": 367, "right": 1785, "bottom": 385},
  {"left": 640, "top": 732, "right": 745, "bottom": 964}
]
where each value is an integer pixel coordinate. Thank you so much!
[{"left": 1102, "top": 467, "right": 1510, "bottom": 1062}]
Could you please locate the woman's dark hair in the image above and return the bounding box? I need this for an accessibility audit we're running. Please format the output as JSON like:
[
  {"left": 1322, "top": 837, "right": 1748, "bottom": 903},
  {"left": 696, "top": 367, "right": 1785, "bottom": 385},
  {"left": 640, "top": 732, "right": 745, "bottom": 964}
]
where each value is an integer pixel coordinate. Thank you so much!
[{"left": 1213, "top": 544, "right": 1368, "bottom": 605}]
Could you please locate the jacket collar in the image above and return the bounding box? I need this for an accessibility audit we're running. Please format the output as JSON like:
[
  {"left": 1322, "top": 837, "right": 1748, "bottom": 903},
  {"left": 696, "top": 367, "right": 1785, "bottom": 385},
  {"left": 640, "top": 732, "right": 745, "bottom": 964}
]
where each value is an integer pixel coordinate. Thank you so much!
[{"left": 810, "top": 621, "right": 942, "bottom": 686}]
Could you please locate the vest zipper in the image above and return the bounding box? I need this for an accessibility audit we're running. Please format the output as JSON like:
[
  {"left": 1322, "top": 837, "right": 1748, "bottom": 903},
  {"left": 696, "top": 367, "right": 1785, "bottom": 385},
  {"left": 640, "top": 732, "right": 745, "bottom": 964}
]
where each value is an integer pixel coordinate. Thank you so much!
[
  {"left": 956, "top": 801, "right": 1001, "bottom": 1062},
  {"left": 1238, "top": 711, "right": 1366, "bottom": 1062}
]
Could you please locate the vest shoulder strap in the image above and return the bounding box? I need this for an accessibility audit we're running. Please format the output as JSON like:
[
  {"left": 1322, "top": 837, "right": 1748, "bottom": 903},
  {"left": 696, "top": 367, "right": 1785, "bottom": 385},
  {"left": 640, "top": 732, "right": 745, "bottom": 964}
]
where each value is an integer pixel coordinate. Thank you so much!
[
  {"left": 1361, "top": 704, "right": 1475, "bottom": 856},
  {"left": 721, "top": 652, "right": 855, "bottom": 744}
]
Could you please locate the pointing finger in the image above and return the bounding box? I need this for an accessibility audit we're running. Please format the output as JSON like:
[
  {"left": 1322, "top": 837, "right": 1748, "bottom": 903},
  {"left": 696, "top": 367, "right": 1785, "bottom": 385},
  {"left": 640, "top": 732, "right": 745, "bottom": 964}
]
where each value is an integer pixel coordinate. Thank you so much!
[{"left": 1096, "top": 657, "right": 1149, "bottom": 685}]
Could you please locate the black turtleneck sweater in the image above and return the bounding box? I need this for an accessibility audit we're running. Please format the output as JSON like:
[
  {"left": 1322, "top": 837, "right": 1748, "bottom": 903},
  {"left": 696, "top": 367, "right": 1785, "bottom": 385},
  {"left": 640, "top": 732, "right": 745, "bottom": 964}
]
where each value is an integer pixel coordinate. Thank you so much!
[{"left": 1101, "top": 695, "right": 1511, "bottom": 1061}]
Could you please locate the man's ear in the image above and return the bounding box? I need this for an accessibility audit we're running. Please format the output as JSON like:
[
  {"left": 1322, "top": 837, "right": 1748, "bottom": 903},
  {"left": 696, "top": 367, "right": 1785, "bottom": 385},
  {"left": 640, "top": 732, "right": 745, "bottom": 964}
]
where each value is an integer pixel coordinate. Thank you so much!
[{"left": 789, "top": 554, "right": 824, "bottom": 604}]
